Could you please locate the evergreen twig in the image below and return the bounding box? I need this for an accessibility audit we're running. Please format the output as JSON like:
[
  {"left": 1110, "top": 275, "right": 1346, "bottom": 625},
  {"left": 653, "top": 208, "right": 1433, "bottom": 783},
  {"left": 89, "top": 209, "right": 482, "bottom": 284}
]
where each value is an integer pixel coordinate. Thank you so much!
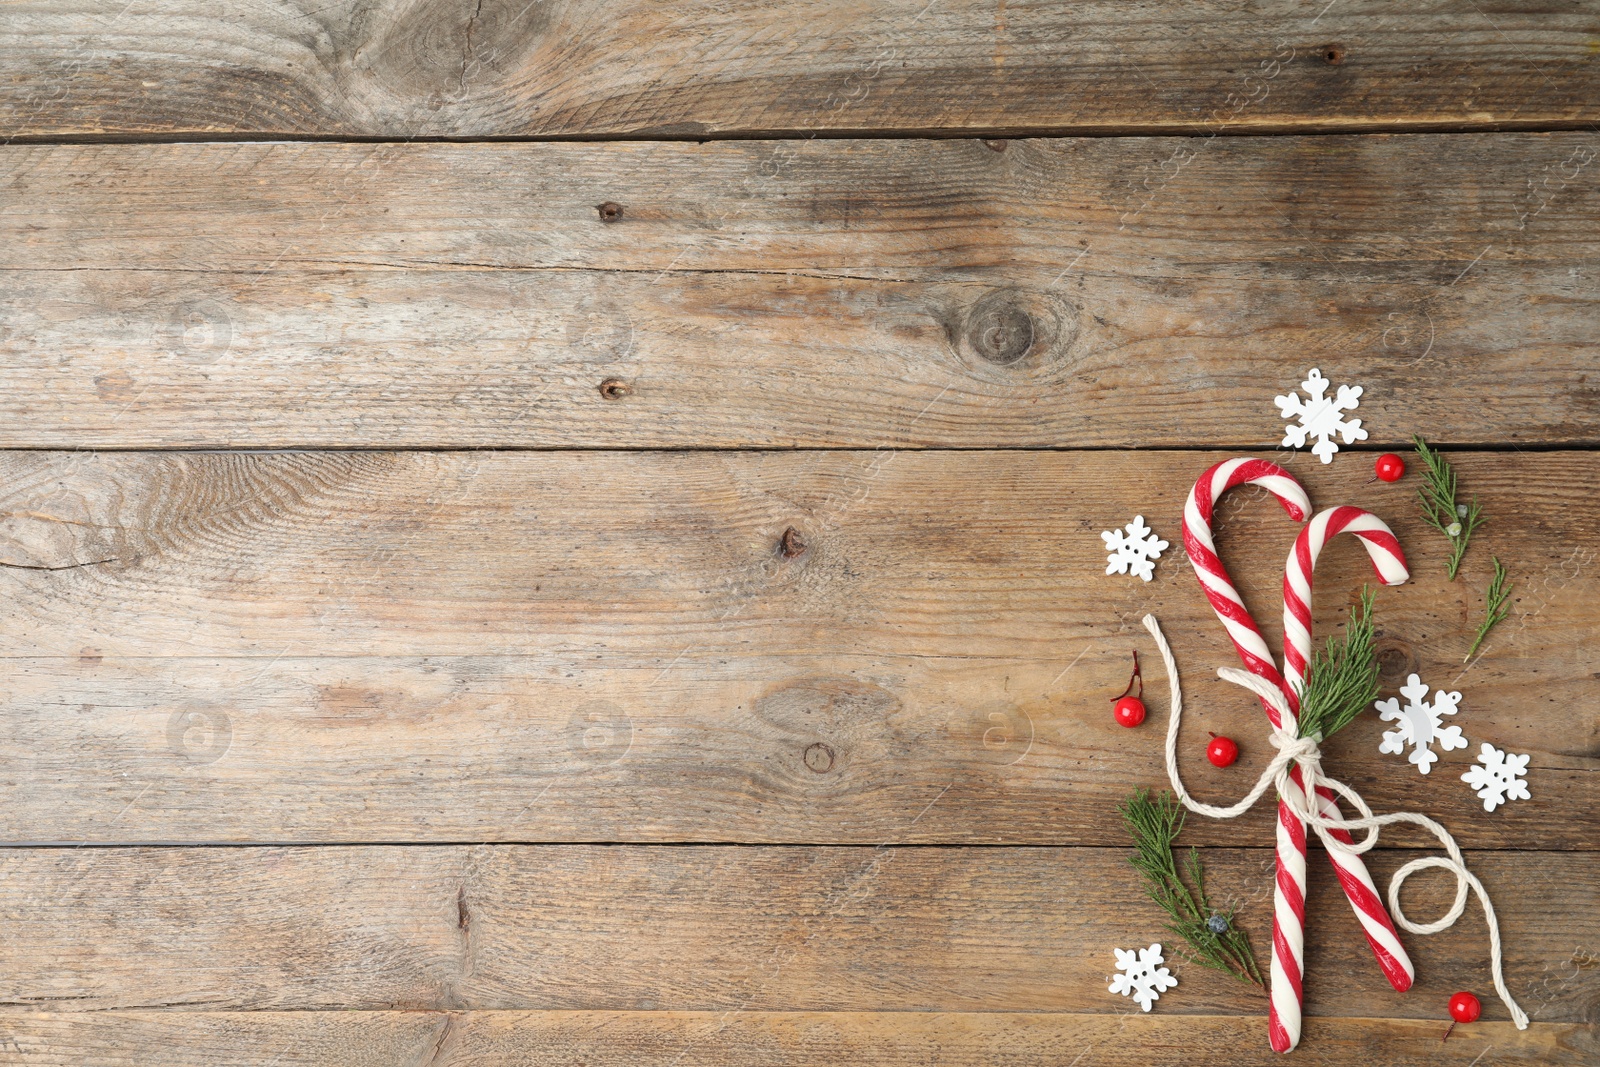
[
  {"left": 1294, "top": 588, "right": 1381, "bottom": 742},
  {"left": 1466, "top": 557, "right": 1512, "bottom": 662},
  {"left": 1413, "top": 435, "right": 1483, "bottom": 580},
  {"left": 1116, "top": 788, "right": 1265, "bottom": 990}
]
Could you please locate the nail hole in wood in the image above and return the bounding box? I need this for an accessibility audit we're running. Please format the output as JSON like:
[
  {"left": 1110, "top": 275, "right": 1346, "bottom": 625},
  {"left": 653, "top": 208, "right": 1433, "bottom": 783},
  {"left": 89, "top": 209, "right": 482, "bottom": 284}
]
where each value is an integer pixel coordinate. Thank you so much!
[
  {"left": 597, "top": 201, "right": 624, "bottom": 222},
  {"left": 1321, "top": 44, "right": 1346, "bottom": 65},
  {"left": 598, "top": 378, "right": 632, "bottom": 399}
]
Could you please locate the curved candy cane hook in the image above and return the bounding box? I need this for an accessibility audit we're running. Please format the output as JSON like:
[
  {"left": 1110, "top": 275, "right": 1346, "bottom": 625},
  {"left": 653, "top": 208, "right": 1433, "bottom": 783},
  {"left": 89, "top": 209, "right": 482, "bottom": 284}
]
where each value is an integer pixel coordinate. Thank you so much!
[
  {"left": 1283, "top": 505, "right": 1409, "bottom": 702},
  {"left": 1182, "top": 457, "right": 1310, "bottom": 704}
]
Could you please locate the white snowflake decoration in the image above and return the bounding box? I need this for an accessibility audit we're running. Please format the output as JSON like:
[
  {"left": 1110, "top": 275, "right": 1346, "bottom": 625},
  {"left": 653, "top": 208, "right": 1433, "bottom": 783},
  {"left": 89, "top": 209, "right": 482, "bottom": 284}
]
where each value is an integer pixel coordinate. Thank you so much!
[
  {"left": 1109, "top": 943, "right": 1178, "bottom": 1011},
  {"left": 1102, "top": 515, "right": 1169, "bottom": 582},
  {"left": 1462, "top": 742, "right": 1531, "bottom": 812},
  {"left": 1275, "top": 367, "right": 1368, "bottom": 463},
  {"left": 1375, "top": 673, "right": 1468, "bottom": 774}
]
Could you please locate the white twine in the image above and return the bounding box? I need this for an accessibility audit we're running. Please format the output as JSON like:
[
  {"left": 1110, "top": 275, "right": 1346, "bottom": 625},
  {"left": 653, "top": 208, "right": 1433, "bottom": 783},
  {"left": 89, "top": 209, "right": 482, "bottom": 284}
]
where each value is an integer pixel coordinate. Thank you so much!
[{"left": 1141, "top": 613, "right": 1528, "bottom": 1029}]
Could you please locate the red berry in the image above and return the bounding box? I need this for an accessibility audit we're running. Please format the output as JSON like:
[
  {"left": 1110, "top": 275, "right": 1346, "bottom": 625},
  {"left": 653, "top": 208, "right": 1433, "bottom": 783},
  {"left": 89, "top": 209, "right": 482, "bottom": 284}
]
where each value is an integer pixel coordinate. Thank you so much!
[
  {"left": 1114, "top": 696, "right": 1146, "bottom": 728},
  {"left": 1206, "top": 736, "right": 1239, "bottom": 767},
  {"left": 1448, "top": 992, "right": 1481, "bottom": 1023},
  {"left": 1375, "top": 453, "right": 1406, "bottom": 482}
]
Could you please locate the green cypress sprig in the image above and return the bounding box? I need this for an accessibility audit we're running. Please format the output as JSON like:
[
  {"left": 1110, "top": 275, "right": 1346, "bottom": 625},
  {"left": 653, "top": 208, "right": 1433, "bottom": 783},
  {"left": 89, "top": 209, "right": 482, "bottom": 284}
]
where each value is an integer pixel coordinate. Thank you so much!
[
  {"left": 1413, "top": 435, "right": 1483, "bottom": 580},
  {"left": 1116, "top": 788, "right": 1265, "bottom": 990},
  {"left": 1466, "top": 557, "right": 1512, "bottom": 661},
  {"left": 1294, "top": 588, "right": 1380, "bottom": 742}
]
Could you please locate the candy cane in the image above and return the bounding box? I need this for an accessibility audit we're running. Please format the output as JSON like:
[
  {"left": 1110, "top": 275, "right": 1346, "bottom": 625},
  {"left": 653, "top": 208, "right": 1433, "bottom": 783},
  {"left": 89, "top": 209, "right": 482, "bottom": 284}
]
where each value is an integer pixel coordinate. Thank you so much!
[
  {"left": 1183, "top": 459, "right": 1312, "bottom": 1051},
  {"left": 1281, "top": 506, "right": 1415, "bottom": 996},
  {"left": 1183, "top": 460, "right": 1411, "bottom": 1052},
  {"left": 1283, "top": 505, "right": 1408, "bottom": 695}
]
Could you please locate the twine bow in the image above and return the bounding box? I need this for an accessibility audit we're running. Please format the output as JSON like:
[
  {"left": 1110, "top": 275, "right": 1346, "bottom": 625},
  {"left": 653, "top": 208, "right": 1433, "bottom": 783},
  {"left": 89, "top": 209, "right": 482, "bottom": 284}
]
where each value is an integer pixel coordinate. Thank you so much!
[{"left": 1143, "top": 613, "right": 1529, "bottom": 1030}]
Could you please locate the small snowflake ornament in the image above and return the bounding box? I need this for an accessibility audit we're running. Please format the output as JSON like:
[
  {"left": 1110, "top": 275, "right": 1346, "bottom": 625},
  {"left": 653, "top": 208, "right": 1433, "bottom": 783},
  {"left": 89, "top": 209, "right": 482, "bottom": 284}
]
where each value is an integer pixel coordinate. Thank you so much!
[
  {"left": 1102, "top": 515, "right": 1169, "bottom": 582},
  {"left": 1275, "top": 367, "right": 1368, "bottom": 463},
  {"left": 1109, "top": 943, "right": 1178, "bottom": 1011},
  {"left": 1374, "top": 673, "right": 1468, "bottom": 774},
  {"left": 1462, "top": 743, "right": 1530, "bottom": 812}
]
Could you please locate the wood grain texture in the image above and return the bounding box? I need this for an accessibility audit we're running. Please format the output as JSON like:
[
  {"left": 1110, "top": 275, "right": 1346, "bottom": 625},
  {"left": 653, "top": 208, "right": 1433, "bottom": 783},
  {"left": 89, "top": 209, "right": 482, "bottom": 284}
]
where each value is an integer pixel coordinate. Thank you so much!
[
  {"left": 0, "top": 846, "right": 1593, "bottom": 1023},
  {"left": 2, "top": 134, "right": 1597, "bottom": 448},
  {"left": 0, "top": 1011, "right": 437, "bottom": 1066},
  {"left": 0, "top": 449, "right": 1593, "bottom": 847},
  {"left": 3, "top": 1, "right": 1599, "bottom": 139},
  {"left": 0, "top": 1012, "right": 1591, "bottom": 1066}
]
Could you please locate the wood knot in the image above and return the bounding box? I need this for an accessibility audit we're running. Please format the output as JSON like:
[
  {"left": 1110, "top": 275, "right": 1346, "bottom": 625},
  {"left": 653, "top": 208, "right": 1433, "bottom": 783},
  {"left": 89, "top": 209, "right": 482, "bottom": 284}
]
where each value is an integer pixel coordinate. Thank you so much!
[
  {"left": 755, "top": 677, "right": 898, "bottom": 784},
  {"left": 947, "top": 288, "right": 1080, "bottom": 383},
  {"left": 967, "top": 299, "right": 1036, "bottom": 366},
  {"left": 983, "top": 139, "right": 1008, "bottom": 153},
  {"left": 1374, "top": 637, "right": 1419, "bottom": 687},
  {"left": 1320, "top": 43, "right": 1346, "bottom": 65},
  {"left": 779, "top": 526, "right": 807, "bottom": 558},
  {"left": 803, "top": 742, "right": 836, "bottom": 773},
  {"left": 598, "top": 378, "right": 632, "bottom": 400},
  {"left": 596, "top": 201, "right": 624, "bottom": 222}
]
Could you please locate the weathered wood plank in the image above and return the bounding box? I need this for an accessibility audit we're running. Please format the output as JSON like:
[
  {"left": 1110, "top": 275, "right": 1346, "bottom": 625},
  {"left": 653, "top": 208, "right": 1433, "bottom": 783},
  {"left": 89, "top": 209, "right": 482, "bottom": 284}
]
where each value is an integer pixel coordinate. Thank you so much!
[
  {"left": 0, "top": 846, "right": 1593, "bottom": 1024},
  {"left": 2, "top": 135, "right": 1597, "bottom": 448},
  {"left": 0, "top": 1011, "right": 1590, "bottom": 1066},
  {"left": 0, "top": 1011, "right": 438, "bottom": 1065},
  {"left": 0, "top": 450, "right": 1593, "bottom": 847},
  {"left": 3, "top": 2, "right": 1598, "bottom": 139}
]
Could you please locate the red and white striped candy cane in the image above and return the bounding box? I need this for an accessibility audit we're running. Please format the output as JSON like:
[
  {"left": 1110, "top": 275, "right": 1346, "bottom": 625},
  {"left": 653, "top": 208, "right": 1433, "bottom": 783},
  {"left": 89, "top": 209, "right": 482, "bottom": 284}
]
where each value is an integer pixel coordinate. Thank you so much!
[
  {"left": 1183, "top": 459, "right": 1312, "bottom": 1051},
  {"left": 1182, "top": 460, "right": 1411, "bottom": 1052},
  {"left": 1281, "top": 506, "right": 1415, "bottom": 997},
  {"left": 1283, "top": 505, "right": 1409, "bottom": 694},
  {"left": 1183, "top": 458, "right": 1310, "bottom": 685}
]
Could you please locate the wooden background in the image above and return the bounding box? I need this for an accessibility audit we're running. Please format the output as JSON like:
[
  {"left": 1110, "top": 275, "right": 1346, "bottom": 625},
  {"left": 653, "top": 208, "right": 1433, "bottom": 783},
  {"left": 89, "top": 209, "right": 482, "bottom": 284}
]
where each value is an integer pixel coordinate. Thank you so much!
[{"left": 2, "top": 2, "right": 1598, "bottom": 1064}]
